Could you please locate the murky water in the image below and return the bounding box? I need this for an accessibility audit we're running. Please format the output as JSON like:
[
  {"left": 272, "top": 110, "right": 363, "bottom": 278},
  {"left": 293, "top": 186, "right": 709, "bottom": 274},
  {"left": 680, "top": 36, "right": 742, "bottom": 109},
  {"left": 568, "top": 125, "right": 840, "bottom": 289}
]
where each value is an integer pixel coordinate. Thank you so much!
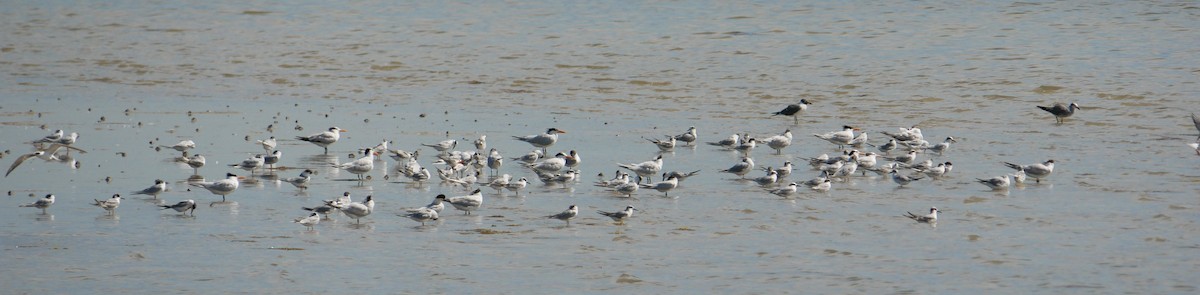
[{"left": 2, "top": 1, "right": 1198, "bottom": 293}]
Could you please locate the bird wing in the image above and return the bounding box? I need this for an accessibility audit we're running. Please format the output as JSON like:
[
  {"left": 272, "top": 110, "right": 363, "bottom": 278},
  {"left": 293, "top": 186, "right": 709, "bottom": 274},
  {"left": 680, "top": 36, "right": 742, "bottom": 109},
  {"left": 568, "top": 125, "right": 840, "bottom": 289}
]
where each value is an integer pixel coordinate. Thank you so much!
[{"left": 5, "top": 153, "right": 38, "bottom": 177}]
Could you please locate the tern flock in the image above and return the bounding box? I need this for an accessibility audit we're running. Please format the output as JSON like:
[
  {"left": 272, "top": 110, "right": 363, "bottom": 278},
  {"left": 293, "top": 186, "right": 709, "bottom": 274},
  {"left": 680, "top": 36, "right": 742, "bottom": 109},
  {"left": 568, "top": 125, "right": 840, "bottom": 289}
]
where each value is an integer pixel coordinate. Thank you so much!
[{"left": 11, "top": 99, "right": 1195, "bottom": 230}]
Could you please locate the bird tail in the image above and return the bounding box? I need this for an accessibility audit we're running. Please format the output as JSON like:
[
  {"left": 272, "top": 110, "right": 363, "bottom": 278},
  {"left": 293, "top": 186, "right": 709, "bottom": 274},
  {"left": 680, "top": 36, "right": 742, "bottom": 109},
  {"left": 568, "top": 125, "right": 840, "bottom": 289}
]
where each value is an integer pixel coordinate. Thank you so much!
[
  {"left": 295, "top": 136, "right": 311, "bottom": 142},
  {"left": 1002, "top": 162, "right": 1021, "bottom": 170},
  {"left": 1036, "top": 105, "right": 1052, "bottom": 112}
]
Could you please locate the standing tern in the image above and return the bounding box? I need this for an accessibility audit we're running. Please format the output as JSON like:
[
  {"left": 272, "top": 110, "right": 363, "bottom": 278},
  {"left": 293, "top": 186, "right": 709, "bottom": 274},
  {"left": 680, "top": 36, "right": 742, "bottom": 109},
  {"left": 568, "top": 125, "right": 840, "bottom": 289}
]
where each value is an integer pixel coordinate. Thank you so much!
[
  {"left": 645, "top": 135, "right": 676, "bottom": 151},
  {"left": 255, "top": 136, "right": 277, "bottom": 153},
  {"left": 882, "top": 126, "right": 923, "bottom": 142},
  {"left": 925, "top": 137, "right": 958, "bottom": 155},
  {"left": 31, "top": 129, "right": 64, "bottom": 144},
  {"left": 229, "top": 154, "right": 265, "bottom": 175},
  {"left": 663, "top": 169, "right": 702, "bottom": 183},
  {"left": 771, "top": 99, "right": 812, "bottom": 124},
  {"left": 618, "top": 155, "right": 664, "bottom": 184},
  {"left": 640, "top": 175, "right": 679, "bottom": 197},
  {"left": 526, "top": 152, "right": 567, "bottom": 173},
  {"left": 613, "top": 178, "right": 640, "bottom": 198},
  {"left": 294, "top": 213, "right": 320, "bottom": 230},
  {"left": 422, "top": 139, "right": 458, "bottom": 152},
  {"left": 546, "top": 205, "right": 579, "bottom": 225},
  {"left": 416, "top": 194, "right": 447, "bottom": 213},
  {"left": 486, "top": 148, "right": 504, "bottom": 175},
  {"left": 132, "top": 179, "right": 168, "bottom": 198},
  {"left": 877, "top": 138, "right": 898, "bottom": 155},
  {"left": 263, "top": 150, "right": 282, "bottom": 170},
  {"left": 186, "top": 153, "right": 206, "bottom": 175},
  {"left": 330, "top": 195, "right": 374, "bottom": 224},
  {"left": 813, "top": 125, "right": 861, "bottom": 149},
  {"left": 513, "top": 128, "right": 566, "bottom": 154},
  {"left": 905, "top": 207, "right": 938, "bottom": 223},
  {"left": 674, "top": 126, "right": 697, "bottom": 146},
  {"left": 403, "top": 207, "right": 439, "bottom": 226},
  {"left": 283, "top": 169, "right": 315, "bottom": 189},
  {"left": 512, "top": 149, "right": 544, "bottom": 164},
  {"left": 733, "top": 138, "right": 757, "bottom": 154},
  {"left": 92, "top": 194, "right": 121, "bottom": 213},
  {"left": 564, "top": 150, "right": 582, "bottom": 169},
  {"left": 474, "top": 135, "right": 487, "bottom": 151},
  {"left": 977, "top": 174, "right": 1011, "bottom": 190},
  {"left": 752, "top": 170, "right": 779, "bottom": 186},
  {"left": 1003, "top": 160, "right": 1054, "bottom": 183},
  {"left": 190, "top": 173, "right": 240, "bottom": 202},
  {"left": 296, "top": 127, "right": 346, "bottom": 154},
  {"left": 20, "top": 194, "right": 55, "bottom": 214},
  {"left": 762, "top": 129, "right": 793, "bottom": 154},
  {"left": 719, "top": 157, "right": 755, "bottom": 179},
  {"left": 446, "top": 189, "right": 484, "bottom": 215},
  {"left": 1037, "top": 102, "right": 1081, "bottom": 123},
  {"left": 597, "top": 205, "right": 637, "bottom": 224},
  {"left": 334, "top": 148, "right": 375, "bottom": 180},
  {"left": 505, "top": 177, "right": 528, "bottom": 196},
  {"left": 160, "top": 199, "right": 197, "bottom": 216}
]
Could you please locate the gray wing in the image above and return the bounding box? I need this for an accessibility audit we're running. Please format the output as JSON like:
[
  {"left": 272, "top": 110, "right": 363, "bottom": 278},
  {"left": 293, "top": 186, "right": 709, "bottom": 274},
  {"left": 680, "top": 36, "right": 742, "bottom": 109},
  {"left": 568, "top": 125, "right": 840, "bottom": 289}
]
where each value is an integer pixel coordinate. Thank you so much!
[
  {"left": 1192, "top": 113, "right": 1200, "bottom": 132},
  {"left": 5, "top": 153, "right": 38, "bottom": 177}
]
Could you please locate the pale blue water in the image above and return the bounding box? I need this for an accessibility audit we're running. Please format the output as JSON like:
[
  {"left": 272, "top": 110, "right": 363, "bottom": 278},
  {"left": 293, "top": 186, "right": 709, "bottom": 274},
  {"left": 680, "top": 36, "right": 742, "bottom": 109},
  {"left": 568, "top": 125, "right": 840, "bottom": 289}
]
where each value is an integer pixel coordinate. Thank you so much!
[{"left": 1, "top": 1, "right": 1198, "bottom": 294}]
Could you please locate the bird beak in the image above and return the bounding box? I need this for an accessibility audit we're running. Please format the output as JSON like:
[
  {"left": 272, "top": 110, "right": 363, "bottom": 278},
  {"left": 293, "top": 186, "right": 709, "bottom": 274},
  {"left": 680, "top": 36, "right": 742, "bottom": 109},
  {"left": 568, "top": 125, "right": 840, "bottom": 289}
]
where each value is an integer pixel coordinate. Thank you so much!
[
  {"left": 340, "top": 129, "right": 349, "bottom": 132},
  {"left": 557, "top": 130, "right": 567, "bottom": 134}
]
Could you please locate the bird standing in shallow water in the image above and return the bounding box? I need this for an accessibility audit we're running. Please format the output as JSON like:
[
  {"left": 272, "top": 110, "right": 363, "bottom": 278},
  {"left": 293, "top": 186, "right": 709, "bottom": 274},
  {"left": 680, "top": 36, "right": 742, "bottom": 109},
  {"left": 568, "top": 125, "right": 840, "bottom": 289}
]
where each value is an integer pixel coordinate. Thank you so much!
[
  {"left": 1037, "top": 102, "right": 1081, "bottom": 124},
  {"left": 772, "top": 99, "right": 812, "bottom": 124}
]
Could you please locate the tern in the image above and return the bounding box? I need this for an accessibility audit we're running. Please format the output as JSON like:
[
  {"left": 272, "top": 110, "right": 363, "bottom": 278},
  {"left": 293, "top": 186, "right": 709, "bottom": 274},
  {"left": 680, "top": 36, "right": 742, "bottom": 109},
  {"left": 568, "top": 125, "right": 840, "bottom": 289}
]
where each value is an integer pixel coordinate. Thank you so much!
[
  {"left": 752, "top": 170, "right": 779, "bottom": 186},
  {"left": 890, "top": 170, "right": 923, "bottom": 187},
  {"left": 645, "top": 135, "right": 676, "bottom": 151},
  {"left": 185, "top": 153, "right": 206, "bottom": 175},
  {"left": 809, "top": 179, "right": 832, "bottom": 192},
  {"left": 161, "top": 140, "right": 196, "bottom": 153},
  {"left": 20, "top": 194, "right": 55, "bottom": 214},
  {"left": 505, "top": 177, "right": 529, "bottom": 195},
  {"left": 546, "top": 205, "right": 579, "bottom": 225},
  {"left": 513, "top": 128, "right": 566, "bottom": 154},
  {"left": 474, "top": 135, "right": 487, "bottom": 151},
  {"left": 414, "top": 194, "right": 447, "bottom": 213},
  {"left": 1003, "top": 160, "right": 1054, "bottom": 183},
  {"left": 719, "top": 157, "right": 755, "bottom": 179},
  {"left": 673, "top": 126, "right": 697, "bottom": 146},
  {"left": 422, "top": 139, "right": 458, "bottom": 152},
  {"left": 771, "top": 99, "right": 812, "bottom": 123},
  {"left": 663, "top": 169, "right": 702, "bottom": 183},
  {"left": 618, "top": 155, "right": 664, "bottom": 184},
  {"left": 91, "top": 194, "right": 121, "bottom": 213},
  {"left": 160, "top": 199, "right": 197, "bottom": 216},
  {"left": 485, "top": 148, "right": 504, "bottom": 175},
  {"left": 814, "top": 125, "right": 860, "bottom": 149},
  {"left": 511, "top": 149, "right": 544, "bottom": 164},
  {"left": 132, "top": 179, "right": 168, "bottom": 198},
  {"left": 263, "top": 150, "right": 282, "bottom": 170},
  {"left": 564, "top": 150, "right": 582, "bottom": 169},
  {"left": 403, "top": 207, "right": 439, "bottom": 226},
  {"left": 446, "top": 189, "right": 484, "bottom": 215},
  {"left": 1037, "top": 102, "right": 1081, "bottom": 123},
  {"left": 706, "top": 134, "right": 740, "bottom": 149},
  {"left": 905, "top": 207, "right": 938, "bottom": 223},
  {"left": 613, "top": 178, "right": 640, "bottom": 197},
  {"left": 761, "top": 129, "right": 793, "bottom": 154},
  {"left": 334, "top": 148, "right": 375, "bottom": 180},
  {"left": 597, "top": 205, "right": 637, "bottom": 224},
  {"left": 31, "top": 129, "right": 64, "bottom": 144},
  {"left": 283, "top": 169, "right": 315, "bottom": 189},
  {"left": 255, "top": 136, "right": 277, "bottom": 153},
  {"left": 977, "top": 174, "right": 1011, "bottom": 190},
  {"left": 330, "top": 195, "right": 374, "bottom": 224},
  {"left": 294, "top": 212, "right": 321, "bottom": 230},
  {"left": 229, "top": 154, "right": 265, "bottom": 175},
  {"left": 640, "top": 175, "right": 679, "bottom": 197},
  {"left": 296, "top": 127, "right": 346, "bottom": 154},
  {"left": 190, "top": 173, "right": 240, "bottom": 202},
  {"left": 925, "top": 137, "right": 958, "bottom": 155},
  {"left": 769, "top": 182, "right": 799, "bottom": 198},
  {"left": 5, "top": 143, "right": 87, "bottom": 177},
  {"left": 526, "top": 152, "right": 567, "bottom": 173}
]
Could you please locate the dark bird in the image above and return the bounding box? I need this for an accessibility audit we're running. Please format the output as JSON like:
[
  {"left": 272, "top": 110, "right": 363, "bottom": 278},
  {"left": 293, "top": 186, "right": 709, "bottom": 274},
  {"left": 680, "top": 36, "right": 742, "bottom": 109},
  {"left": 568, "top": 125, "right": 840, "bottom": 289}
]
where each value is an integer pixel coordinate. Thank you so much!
[
  {"left": 772, "top": 99, "right": 812, "bottom": 123},
  {"left": 1037, "top": 102, "right": 1080, "bottom": 123}
]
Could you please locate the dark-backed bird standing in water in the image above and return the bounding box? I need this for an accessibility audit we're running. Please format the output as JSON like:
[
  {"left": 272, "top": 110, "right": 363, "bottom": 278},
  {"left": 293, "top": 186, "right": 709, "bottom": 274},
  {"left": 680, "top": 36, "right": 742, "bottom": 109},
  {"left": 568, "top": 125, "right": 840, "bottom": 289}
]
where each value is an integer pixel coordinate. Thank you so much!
[
  {"left": 1037, "top": 102, "right": 1080, "bottom": 124},
  {"left": 772, "top": 99, "right": 812, "bottom": 123}
]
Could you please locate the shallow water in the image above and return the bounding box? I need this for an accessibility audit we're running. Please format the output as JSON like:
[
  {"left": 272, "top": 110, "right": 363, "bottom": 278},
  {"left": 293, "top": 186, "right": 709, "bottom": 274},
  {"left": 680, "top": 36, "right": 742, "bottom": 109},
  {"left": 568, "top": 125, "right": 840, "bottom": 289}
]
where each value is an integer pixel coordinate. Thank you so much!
[{"left": 2, "top": 1, "right": 1199, "bottom": 293}]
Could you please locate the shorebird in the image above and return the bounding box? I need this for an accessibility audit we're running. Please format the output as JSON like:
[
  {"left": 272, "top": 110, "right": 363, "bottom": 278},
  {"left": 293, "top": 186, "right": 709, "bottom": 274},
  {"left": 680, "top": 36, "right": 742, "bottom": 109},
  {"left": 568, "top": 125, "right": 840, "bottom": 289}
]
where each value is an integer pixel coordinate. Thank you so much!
[{"left": 1037, "top": 102, "right": 1081, "bottom": 123}]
